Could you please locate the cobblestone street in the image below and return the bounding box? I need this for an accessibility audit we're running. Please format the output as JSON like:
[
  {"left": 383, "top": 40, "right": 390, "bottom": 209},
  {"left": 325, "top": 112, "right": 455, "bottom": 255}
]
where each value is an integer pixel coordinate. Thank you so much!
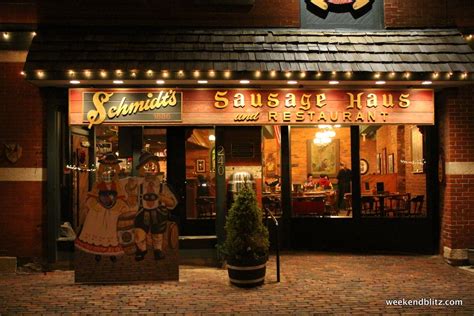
[{"left": 1, "top": 252, "right": 473, "bottom": 315}]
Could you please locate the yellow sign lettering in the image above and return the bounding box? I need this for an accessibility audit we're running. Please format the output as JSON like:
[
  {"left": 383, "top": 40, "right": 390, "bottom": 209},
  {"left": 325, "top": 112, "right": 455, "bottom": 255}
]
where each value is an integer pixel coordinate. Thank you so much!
[
  {"left": 285, "top": 93, "right": 296, "bottom": 108},
  {"left": 87, "top": 92, "right": 113, "bottom": 128},
  {"left": 347, "top": 92, "right": 364, "bottom": 110},
  {"left": 214, "top": 91, "right": 229, "bottom": 109},
  {"left": 399, "top": 94, "right": 410, "bottom": 108},
  {"left": 234, "top": 93, "right": 245, "bottom": 108},
  {"left": 267, "top": 93, "right": 280, "bottom": 108},
  {"left": 316, "top": 93, "right": 327, "bottom": 108}
]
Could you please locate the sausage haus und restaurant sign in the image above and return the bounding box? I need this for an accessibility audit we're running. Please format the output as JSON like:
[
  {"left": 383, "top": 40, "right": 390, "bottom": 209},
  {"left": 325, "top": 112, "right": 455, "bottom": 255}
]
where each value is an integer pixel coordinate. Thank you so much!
[{"left": 69, "top": 88, "right": 434, "bottom": 127}]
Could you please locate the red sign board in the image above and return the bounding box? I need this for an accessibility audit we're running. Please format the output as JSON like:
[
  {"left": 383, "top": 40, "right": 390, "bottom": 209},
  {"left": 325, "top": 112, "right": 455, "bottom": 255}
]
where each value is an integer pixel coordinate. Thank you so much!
[{"left": 69, "top": 88, "right": 434, "bottom": 127}]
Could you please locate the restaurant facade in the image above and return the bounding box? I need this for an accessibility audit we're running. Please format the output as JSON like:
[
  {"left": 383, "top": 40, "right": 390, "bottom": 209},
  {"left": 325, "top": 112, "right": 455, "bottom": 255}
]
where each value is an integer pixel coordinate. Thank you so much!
[{"left": 0, "top": 0, "right": 473, "bottom": 272}]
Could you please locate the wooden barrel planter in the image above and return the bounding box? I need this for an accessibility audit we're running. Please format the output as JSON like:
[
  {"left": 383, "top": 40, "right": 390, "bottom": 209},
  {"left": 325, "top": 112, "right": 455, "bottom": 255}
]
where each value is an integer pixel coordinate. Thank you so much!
[{"left": 227, "top": 258, "right": 267, "bottom": 288}]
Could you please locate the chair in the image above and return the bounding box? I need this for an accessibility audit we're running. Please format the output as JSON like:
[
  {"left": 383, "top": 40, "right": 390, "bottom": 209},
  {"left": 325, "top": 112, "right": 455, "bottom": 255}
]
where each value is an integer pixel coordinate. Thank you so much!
[
  {"left": 324, "top": 192, "right": 337, "bottom": 215},
  {"left": 343, "top": 193, "right": 352, "bottom": 216},
  {"left": 409, "top": 195, "right": 424, "bottom": 217},
  {"left": 361, "top": 196, "right": 378, "bottom": 216},
  {"left": 386, "top": 193, "right": 411, "bottom": 217},
  {"left": 196, "top": 196, "right": 215, "bottom": 218},
  {"left": 263, "top": 196, "right": 281, "bottom": 217}
]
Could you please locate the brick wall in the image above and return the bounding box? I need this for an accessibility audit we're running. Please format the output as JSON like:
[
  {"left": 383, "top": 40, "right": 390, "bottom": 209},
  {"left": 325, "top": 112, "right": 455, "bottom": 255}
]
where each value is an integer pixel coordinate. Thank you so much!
[
  {"left": 38, "top": 0, "right": 300, "bottom": 28},
  {"left": 384, "top": 0, "right": 474, "bottom": 29},
  {"left": 360, "top": 136, "right": 376, "bottom": 176},
  {"left": 375, "top": 125, "right": 398, "bottom": 174},
  {"left": 0, "top": 3, "right": 37, "bottom": 24},
  {"left": 438, "top": 86, "right": 474, "bottom": 264},
  {"left": 0, "top": 62, "right": 46, "bottom": 258},
  {"left": 186, "top": 147, "right": 212, "bottom": 179}
]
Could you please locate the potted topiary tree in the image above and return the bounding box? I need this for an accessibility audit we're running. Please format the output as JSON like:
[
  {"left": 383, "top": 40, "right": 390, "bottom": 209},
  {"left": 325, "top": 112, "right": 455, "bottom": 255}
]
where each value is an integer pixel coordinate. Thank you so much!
[{"left": 220, "top": 185, "right": 269, "bottom": 288}]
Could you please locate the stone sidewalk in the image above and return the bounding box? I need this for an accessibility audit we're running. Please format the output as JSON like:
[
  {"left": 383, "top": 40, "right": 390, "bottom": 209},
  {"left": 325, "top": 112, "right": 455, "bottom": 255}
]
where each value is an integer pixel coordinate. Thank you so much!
[{"left": 1, "top": 252, "right": 473, "bottom": 315}]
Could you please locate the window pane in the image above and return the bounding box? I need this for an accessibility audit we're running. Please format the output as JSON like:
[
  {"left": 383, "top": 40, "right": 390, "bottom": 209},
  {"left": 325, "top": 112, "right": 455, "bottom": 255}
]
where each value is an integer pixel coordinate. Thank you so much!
[
  {"left": 262, "top": 126, "right": 282, "bottom": 217},
  {"left": 143, "top": 128, "right": 167, "bottom": 178},
  {"left": 185, "top": 128, "right": 216, "bottom": 220},
  {"left": 359, "top": 125, "right": 427, "bottom": 218},
  {"left": 290, "top": 125, "right": 352, "bottom": 218}
]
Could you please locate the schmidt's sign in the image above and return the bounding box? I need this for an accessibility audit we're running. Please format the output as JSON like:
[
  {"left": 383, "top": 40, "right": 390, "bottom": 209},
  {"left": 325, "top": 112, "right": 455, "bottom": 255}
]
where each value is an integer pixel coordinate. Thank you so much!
[{"left": 70, "top": 89, "right": 182, "bottom": 128}]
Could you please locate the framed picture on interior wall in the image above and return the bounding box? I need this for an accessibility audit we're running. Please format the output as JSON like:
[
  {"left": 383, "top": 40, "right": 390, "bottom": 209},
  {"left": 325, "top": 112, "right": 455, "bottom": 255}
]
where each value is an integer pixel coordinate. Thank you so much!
[
  {"left": 388, "top": 153, "right": 394, "bottom": 174},
  {"left": 265, "top": 152, "right": 277, "bottom": 177},
  {"left": 411, "top": 126, "right": 424, "bottom": 173},
  {"left": 382, "top": 148, "right": 387, "bottom": 174},
  {"left": 196, "top": 159, "right": 205, "bottom": 173},
  {"left": 376, "top": 153, "right": 381, "bottom": 174},
  {"left": 360, "top": 159, "right": 369, "bottom": 175},
  {"left": 307, "top": 139, "right": 340, "bottom": 177}
]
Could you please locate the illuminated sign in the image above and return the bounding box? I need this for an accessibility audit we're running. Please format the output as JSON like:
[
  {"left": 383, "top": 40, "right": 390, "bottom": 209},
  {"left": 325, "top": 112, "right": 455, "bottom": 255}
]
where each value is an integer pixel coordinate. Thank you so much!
[
  {"left": 70, "top": 89, "right": 182, "bottom": 128},
  {"left": 70, "top": 88, "right": 434, "bottom": 126}
]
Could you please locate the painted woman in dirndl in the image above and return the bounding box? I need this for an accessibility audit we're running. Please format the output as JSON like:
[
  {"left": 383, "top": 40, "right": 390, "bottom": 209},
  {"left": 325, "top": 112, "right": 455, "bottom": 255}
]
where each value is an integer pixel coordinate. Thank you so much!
[{"left": 75, "top": 154, "right": 128, "bottom": 261}]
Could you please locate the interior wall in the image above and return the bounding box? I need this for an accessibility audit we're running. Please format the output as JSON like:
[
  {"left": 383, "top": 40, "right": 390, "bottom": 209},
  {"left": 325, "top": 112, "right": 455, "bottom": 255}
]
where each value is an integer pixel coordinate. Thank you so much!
[
  {"left": 404, "top": 126, "right": 427, "bottom": 209},
  {"left": 359, "top": 136, "right": 377, "bottom": 176},
  {"left": 290, "top": 127, "right": 351, "bottom": 185}
]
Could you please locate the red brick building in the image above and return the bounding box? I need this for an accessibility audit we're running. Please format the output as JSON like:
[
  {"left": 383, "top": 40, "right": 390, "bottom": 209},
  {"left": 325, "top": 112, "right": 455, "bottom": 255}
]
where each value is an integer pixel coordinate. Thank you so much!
[{"left": 0, "top": 0, "right": 473, "bottom": 268}]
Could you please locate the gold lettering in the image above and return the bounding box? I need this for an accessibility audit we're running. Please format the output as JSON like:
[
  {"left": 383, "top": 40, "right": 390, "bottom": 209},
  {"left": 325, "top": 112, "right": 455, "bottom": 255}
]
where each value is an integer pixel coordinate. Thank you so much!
[
  {"left": 300, "top": 94, "right": 311, "bottom": 111},
  {"left": 138, "top": 99, "right": 147, "bottom": 112},
  {"left": 168, "top": 90, "right": 177, "bottom": 106},
  {"left": 128, "top": 101, "right": 144, "bottom": 115},
  {"left": 355, "top": 111, "right": 365, "bottom": 122},
  {"left": 150, "top": 98, "right": 159, "bottom": 109},
  {"left": 285, "top": 93, "right": 296, "bottom": 108},
  {"left": 267, "top": 93, "right": 280, "bottom": 108},
  {"left": 367, "top": 93, "right": 378, "bottom": 108},
  {"left": 234, "top": 113, "right": 244, "bottom": 121},
  {"left": 308, "top": 112, "right": 315, "bottom": 121},
  {"left": 214, "top": 91, "right": 229, "bottom": 109},
  {"left": 382, "top": 94, "right": 394, "bottom": 108},
  {"left": 318, "top": 111, "right": 327, "bottom": 122},
  {"left": 108, "top": 106, "right": 118, "bottom": 118},
  {"left": 343, "top": 112, "right": 352, "bottom": 122},
  {"left": 143, "top": 93, "right": 153, "bottom": 111},
  {"left": 87, "top": 90, "right": 180, "bottom": 127},
  {"left": 367, "top": 111, "right": 376, "bottom": 122},
  {"left": 295, "top": 111, "right": 305, "bottom": 121},
  {"left": 316, "top": 93, "right": 327, "bottom": 108},
  {"left": 234, "top": 112, "right": 260, "bottom": 121},
  {"left": 155, "top": 91, "right": 165, "bottom": 108},
  {"left": 347, "top": 92, "right": 364, "bottom": 110},
  {"left": 87, "top": 92, "right": 113, "bottom": 128},
  {"left": 283, "top": 111, "right": 291, "bottom": 121},
  {"left": 250, "top": 93, "right": 263, "bottom": 108},
  {"left": 380, "top": 112, "right": 389, "bottom": 122},
  {"left": 330, "top": 111, "right": 339, "bottom": 122},
  {"left": 399, "top": 93, "right": 410, "bottom": 108},
  {"left": 268, "top": 112, "right": 278, "bottom": 122},
  {"left": 234, "top": 93, "right": 245, "bottom": 108},
  {"left": 115, "top": 97, "right": 128, "bottom": 117}
]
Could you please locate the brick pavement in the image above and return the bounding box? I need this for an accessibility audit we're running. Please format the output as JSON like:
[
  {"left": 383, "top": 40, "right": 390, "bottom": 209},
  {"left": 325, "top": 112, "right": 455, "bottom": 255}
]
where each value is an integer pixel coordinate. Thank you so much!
[{"left": 1, "top": 252, "right": 473, "bottom": 315}]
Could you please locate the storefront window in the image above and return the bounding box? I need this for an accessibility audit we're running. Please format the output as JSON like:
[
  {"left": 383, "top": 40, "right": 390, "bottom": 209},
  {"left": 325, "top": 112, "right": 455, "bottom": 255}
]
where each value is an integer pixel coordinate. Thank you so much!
[
  {"left": 359, "top": 125, "right": 427, "bottom": 218},
  {"left": 185, "top": 128, "right": 216, "bottom": 220},
  {"left": 143, "top": 128, "right": 167, "bottom": 179},
  {"left": 290, "top": 125, "right": 352, "bottom": 218},
  {"left": 262, "top": 126, "right": 282, "bottom": 217}
]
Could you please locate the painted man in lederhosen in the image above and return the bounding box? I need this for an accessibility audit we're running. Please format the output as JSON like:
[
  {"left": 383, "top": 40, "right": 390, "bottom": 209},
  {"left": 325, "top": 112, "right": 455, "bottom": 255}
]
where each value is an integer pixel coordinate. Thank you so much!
[{"left": 134, "top": 152, "right": 177, "bottom": 261}]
